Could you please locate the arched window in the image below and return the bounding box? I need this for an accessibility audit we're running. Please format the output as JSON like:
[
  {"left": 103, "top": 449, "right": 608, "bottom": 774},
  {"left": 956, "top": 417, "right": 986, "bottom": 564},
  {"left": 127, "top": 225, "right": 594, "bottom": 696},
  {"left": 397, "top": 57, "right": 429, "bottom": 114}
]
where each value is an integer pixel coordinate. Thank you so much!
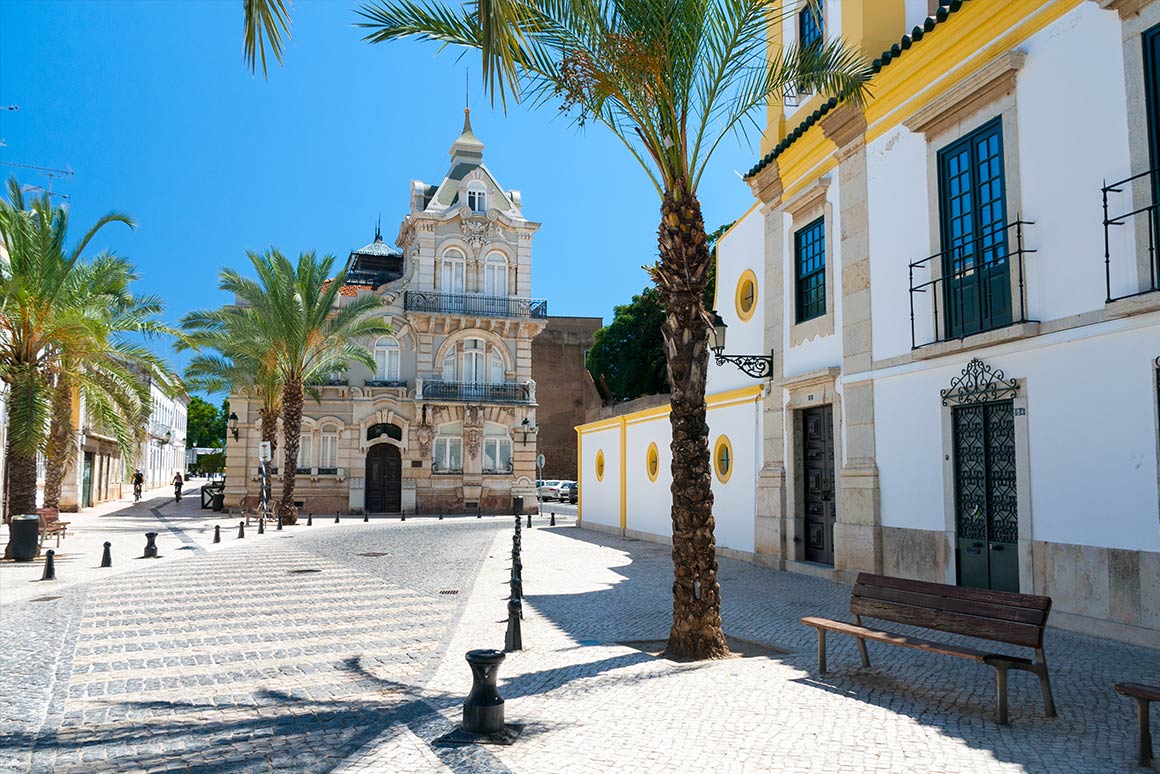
[
  {"left": 441, "top": 348, "right": 457, "bottom": 380},
  {"left": 320, "top": 425, "right": 338, "bottom": 471},
  {"left": 373, "top": 336, "right": 401, "bottom": 381},
  {"left": 367, "top": 423, "right": 402, "bottom": 442},
  {"left": 462, "top": 338, "right": 486, "bottom": 383},
  {"left": 434, "top": 422, "right": 463, "bottom": 472},
  {"left": 441, "top": 249, "right": 466, "bottom": 294},
  {"left": 490, "top": 347, "right": 505, "bottom": 384},
  {"left": 482, "top": 422, "right": 512, "bottom": 474},
  {"left": 484, "top": 252, "right": 508, "bottom": 297},
  {"left": 297, "top": 431, "right": 313, "bottom": 472},
  {"left": 466, "top": 183, "right": 487, "bottom": 214}
]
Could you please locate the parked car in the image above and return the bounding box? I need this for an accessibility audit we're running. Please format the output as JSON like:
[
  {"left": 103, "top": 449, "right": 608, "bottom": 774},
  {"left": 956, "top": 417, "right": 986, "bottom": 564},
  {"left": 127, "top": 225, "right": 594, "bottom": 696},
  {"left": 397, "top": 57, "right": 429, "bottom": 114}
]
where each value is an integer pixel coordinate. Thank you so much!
[
  {"left": 560, "top": 482, "right": 578, "bottom": 504},
  {"left": 538, "top": 479, "right": 564, "bottom": 501}
]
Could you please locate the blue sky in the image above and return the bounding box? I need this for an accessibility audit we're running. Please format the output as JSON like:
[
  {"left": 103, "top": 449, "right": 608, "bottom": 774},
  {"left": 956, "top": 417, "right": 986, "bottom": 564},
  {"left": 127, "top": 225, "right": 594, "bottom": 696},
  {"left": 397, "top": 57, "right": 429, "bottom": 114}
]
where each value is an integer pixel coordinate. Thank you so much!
[{"left": 0, "top": 0, "right": 761, "bottom": 374}]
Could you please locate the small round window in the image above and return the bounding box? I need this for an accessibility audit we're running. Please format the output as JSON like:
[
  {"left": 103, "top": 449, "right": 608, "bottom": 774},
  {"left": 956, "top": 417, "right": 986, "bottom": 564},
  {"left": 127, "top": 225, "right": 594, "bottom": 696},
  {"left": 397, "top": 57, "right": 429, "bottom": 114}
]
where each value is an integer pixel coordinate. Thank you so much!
[
  {"left": 646, "top": 442, "right": 660, "bottom": 482},
  {"left": 595, "top": 450, "right": 605, "bottom": 481},
  {"left": 735, "top": 269, "right": 758, "bottom": 322},
  {"left": 713, "top": 435, "right": 733, "bottom": 483}
]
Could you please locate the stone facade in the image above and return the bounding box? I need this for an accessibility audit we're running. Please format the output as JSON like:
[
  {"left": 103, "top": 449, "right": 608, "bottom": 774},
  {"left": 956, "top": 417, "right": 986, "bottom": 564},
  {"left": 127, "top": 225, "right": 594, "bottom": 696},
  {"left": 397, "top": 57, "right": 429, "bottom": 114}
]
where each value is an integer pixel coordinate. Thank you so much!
[
  {"left": 223, "top": 111, "right": 546, "bottom": 515},
  {"left": 530, "top": 316, "right": 601, "bottom": 480}
]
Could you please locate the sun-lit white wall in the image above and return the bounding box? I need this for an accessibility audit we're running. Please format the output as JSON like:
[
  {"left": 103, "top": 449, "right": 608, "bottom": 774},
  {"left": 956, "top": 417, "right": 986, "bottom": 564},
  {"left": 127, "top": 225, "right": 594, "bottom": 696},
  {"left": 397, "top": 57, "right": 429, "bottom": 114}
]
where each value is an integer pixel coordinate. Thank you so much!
[{"left": 577, "top": 423, "right": 622, "bottom": 529}]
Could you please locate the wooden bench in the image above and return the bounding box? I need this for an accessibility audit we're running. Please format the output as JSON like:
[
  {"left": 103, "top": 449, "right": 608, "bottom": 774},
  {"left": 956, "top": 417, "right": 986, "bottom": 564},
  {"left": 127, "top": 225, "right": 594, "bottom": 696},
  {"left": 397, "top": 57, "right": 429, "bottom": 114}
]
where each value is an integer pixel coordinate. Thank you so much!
[
  {"left": 36, "top": 508, "right": 70, "bottom": 548},
  {"left": 1115, "top": 682, "right": 1158, "bottom": 766},
  {"left": 801, "top": 572, "right": 1056, "bottom": 725}
]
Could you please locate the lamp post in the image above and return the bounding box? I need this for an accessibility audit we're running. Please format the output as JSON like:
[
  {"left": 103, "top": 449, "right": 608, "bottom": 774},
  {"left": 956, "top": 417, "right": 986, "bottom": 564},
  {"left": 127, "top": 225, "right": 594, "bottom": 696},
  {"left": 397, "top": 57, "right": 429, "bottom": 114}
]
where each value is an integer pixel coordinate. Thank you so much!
[
  {"left": 228, "top": 412, "right": 239, "bottom": 441},
  {"left": 518, "top": 417, "right": 537, "bottom": 445},
  {"left": 709, "top": 312, "right": 774, "bottom": 379}
]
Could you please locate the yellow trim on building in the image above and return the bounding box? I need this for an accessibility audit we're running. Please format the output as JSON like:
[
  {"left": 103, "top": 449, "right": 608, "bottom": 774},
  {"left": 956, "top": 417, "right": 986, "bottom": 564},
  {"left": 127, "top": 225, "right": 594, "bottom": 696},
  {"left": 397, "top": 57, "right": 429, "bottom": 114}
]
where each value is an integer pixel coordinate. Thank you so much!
[
  {"left": 576, "top": 428, "right": 583, "bottom": 523},
  {"left": 646, "top": 441, "right": 660, "bottom": 483},
  {"left": 576, "top": 384, "right": 766, "bottom": 436},
  {"left": 619, "top": 417, "right": 627, "bottom": 529},
  {"left": 735, "top": 268, "right": 758, "bottom": 322},
  {"left": 713, "top": 434, "right": 734, "bottom": 484}
]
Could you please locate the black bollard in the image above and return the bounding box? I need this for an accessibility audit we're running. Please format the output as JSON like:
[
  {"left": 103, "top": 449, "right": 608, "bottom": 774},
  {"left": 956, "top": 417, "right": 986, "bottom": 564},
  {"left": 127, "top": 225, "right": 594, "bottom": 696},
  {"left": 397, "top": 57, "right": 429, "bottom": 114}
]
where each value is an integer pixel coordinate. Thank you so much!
[
  {"left": 509, "top": 576, "right": 522, "bottom": 601},
  {"left": 100, "top": 541, "right": 112, "bottom": 568},
  {"left": 364, "top": 512, "right": 369, "bottom": 523},
  {"left": 258, "top": 518, "right": 265, "bottom": 535},
  {"left": 476, "top": 510, "right": 481, "bottom": 519},
  {"left": 143, "top": 532, "right": 159, "bottom": 559},
  {"left": 550, "top": 512, "right": 556, "bottom": 527},
  {"left": 307, "top": 512, "right": 313, "bottom": 526},
  {"left": 238, "top": 520, "right": 245, "bottom": 539},
  {"left": 400, "top": 512, "right": 405, "bottom": 521},
  {"left": 462, "top": 649, "right": 507, "bottom": 734},
  {"left": 335, "top": 513, "right": 340, "bottom": 523},
  {"left": 439, "top": 512, "right": 444, "bottom": 520},
  {"left": 213, "top": 524, "right": 221, "bottom": 544},
  {"left": 504, "top": 598, "right": 523, "bottom": 652},
  {"left": 276, "top": 513, "right": 283, "bottom": 531},
  {"left": 527, "top": 513, "right": 533, "bottom": 529},
  {"left": 41, "top": 549, "right": 56, "bottom": 581}
]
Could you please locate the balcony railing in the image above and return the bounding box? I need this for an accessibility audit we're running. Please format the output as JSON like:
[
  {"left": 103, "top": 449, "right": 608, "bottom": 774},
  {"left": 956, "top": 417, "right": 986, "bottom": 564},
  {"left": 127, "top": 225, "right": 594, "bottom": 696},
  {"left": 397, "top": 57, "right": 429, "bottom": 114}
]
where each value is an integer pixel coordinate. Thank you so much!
[
  {"left": 483, "top": 461, "right": 515, "bottom": 475},
  {"left": 404, "top": 291, "right": 548, "bottom": 319},
  {"left": 909, "top": 220, "right": 1036, "bottom": 349},
  {"left": 1102, "top": 168, "right": 1160, "bottom": 303},
  {"left": 345, "top": 269, "right": 397, "bottom": 288},
  {"left": 432, "top": 461, "right": 463, "bottom": 475},
  {"left": 420, "top": 380, "right": 532, "bottom": 403},
  {"left": 364, "top": 379, "right": 408, "bottom": 389}
]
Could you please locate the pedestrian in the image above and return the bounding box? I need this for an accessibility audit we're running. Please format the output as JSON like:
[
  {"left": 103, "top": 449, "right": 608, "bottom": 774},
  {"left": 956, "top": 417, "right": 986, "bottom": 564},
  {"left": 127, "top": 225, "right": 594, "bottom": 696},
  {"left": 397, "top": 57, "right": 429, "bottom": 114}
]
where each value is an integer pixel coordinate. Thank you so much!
[{"left": 172, "top": 471, "right": 184, "bottom": 503}]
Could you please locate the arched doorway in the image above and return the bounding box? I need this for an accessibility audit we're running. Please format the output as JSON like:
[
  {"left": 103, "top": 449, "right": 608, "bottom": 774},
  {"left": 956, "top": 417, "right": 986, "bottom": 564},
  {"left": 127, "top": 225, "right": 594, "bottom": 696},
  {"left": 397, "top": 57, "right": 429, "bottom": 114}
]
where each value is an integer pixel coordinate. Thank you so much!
[{"left": 365, "top": 444, "right": 401, "bottom": 513}]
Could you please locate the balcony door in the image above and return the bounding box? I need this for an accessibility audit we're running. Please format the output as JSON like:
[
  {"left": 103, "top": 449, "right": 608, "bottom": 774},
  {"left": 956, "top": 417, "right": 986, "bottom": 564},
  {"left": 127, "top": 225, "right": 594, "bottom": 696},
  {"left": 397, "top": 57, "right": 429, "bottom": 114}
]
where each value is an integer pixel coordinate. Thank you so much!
[
  {"left": 441, "top": 251, "right": 466, "bottom": 312},
  {"left": 484, "top": 254, "right": 508, "bottom": 315},
  {"left": 937, "top": 118, "right": 1011, "bottom": 339}
]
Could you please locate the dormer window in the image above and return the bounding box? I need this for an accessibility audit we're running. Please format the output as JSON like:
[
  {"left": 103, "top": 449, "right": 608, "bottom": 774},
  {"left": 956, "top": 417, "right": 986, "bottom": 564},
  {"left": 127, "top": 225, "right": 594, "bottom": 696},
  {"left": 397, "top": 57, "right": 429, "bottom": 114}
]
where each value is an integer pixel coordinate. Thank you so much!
[
  {"left": 799, "top": 0, "right": 823, "bottom": 51},
  {"left": 466, "top": 184, "right": 487, "bottom": 214}
]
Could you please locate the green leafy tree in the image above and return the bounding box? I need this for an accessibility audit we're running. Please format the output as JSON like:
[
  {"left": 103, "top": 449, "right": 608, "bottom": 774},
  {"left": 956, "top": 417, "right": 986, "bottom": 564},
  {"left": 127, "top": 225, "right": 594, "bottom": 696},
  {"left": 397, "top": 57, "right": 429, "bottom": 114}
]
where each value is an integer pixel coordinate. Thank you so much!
[
  {"left": 0, "top": 178, "right": 136, "bottom": 522},
  {"left": 352, "top": 0, "right": 869, "bottom": 659},
  {"left": 186, "top": 396, "right": 224, "bottom": 448},
  {"left": 183, "top": 249, "right": 391, "bottom": 523}
]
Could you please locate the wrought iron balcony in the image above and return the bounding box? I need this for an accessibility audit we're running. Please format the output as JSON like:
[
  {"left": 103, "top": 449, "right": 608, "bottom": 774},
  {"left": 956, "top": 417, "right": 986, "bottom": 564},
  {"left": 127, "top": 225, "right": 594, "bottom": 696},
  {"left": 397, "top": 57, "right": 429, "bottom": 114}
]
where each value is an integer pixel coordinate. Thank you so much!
[
  {"left": 909, "top": 220, "right": 1036, "bottom": 349},
  {"left": 420, "top": 380, "right": 532, "bottom": 403},
  {"left": 431, "top": 461, "right": 463, "bottom": 475},
  {"left": 483, "top": 461, "right": 515, "bottom": 475},
  {"left": 364, "top": 379, "right": 408, "bottom": 389},
  {"left": 345, "top": 269, "right": 397, "bottom": 288},
  {"left": 318, "top": 467, "right": 338, "bottom": 475},
  {"left": 1102, "top": 168, "right": 1160, "bottom": 303},
  {"left": 323, "top": 378, "right": 348, "bottom": 386},
  {"left": 404, "top": 291, "right": 548, "bottom": 319}
]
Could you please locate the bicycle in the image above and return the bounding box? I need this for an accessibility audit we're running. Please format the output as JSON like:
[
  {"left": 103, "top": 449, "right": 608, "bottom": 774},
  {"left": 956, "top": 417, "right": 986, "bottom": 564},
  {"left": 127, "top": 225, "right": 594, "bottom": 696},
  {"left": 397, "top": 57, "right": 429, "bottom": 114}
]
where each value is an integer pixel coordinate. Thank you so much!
[{"left": 133, "top": 483, "right": 142, "bottom": 502}]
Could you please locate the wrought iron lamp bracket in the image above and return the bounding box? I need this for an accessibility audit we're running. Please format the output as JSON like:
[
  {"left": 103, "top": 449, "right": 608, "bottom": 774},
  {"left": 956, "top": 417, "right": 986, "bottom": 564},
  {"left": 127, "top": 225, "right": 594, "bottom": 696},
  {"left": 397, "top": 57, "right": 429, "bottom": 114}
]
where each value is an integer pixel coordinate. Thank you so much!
[
  {"left": 712, "top": 349, "right": 775, "bottom": 380},
  {"left": 940, "top": 357, "right": 1020, "bottom": 406}
]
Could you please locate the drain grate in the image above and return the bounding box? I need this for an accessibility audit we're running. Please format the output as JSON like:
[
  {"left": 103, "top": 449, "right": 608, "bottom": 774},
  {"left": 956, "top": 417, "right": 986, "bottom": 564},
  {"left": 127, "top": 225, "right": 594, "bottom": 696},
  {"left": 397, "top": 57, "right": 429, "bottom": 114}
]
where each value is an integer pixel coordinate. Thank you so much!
[
  {"left": 31, "top": 596, "right": 62, "bottom": 603},
  {"left": 355, "top": 552, "right": 389, "bottom": 558},
  {"left": 438, "top": 589, "right": 460, "bottom": 596},
  {"left": 289, "top": 568, "right": 323, "bottom": 574}
]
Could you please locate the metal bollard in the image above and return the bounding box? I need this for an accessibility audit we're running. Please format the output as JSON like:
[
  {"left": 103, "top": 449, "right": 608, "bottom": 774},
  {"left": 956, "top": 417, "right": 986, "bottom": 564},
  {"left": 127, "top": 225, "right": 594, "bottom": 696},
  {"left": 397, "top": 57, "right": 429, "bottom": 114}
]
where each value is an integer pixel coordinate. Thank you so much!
[
  {"left": 504, "top": 598, "right": 523, "bottom": 652},
  {"left": 41, "top": 549, "right": 56, "bottom": 581},
  {"left": 550, "top": 512, "right": 556, "bottom": 527},
  {"left": 276, "top": 513, "right": 283, "bottom": 531},
  {"left": 258, "top": 518, "right": 265, "bottom": 535},
  {"left": 462, "top": 649, "right": 507, "bottom": 734},
  {"left": 101, "top": 541, "right": 112, "bottom": 567},
  {"left": 213, "top": 524, "right": 221, "bottom": 544},
  {"left": 307, "top": 513, "right": 313, "bottom": 526},
  {"left": 335, "top": 513, "right": 340, "bottom": 523},
  {"left": 364, "top": 512, "right": 369, "bottom": 523},
  {"left": 509, "top": 576, "right": 522, "bottom": 601},
  {"left": 238, "top": 520, "right": 245, "bottom": 539},
  {"left": 401, "top": 512, "right": 406, "bottom": 521},
  {"left": 527, "top": 513, "right": 533, "bottom": 528},
  {"left": 143, "top": 532, "right": 159, "bottom": 559},
  {"left": 439, "top": 512, "right": 444, "bottom": 520}
]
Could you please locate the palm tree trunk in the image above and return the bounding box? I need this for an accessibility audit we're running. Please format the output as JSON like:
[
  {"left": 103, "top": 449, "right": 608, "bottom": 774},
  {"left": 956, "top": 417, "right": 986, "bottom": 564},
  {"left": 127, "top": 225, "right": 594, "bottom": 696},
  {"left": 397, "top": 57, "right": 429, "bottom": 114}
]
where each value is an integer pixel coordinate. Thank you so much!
[
  {"left": 259, "top": 404, "right": 279, "bottom": 512},
  {"left": 43, "top": 375, "right": 74, "bottom": 510},
  {"left": 277, "top": 378, "right": 302, "bottom": 524},
  {"left": 655, "top": 186, "right": 729, "bottom": 662}
]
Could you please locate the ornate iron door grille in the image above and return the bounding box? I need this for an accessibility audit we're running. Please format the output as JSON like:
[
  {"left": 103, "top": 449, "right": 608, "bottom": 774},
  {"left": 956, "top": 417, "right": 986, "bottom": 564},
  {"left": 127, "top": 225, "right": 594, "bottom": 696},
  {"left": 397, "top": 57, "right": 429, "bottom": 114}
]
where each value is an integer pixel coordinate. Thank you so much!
[{"left": 953, "top": 400, "right": 1018, "bottom": 592}]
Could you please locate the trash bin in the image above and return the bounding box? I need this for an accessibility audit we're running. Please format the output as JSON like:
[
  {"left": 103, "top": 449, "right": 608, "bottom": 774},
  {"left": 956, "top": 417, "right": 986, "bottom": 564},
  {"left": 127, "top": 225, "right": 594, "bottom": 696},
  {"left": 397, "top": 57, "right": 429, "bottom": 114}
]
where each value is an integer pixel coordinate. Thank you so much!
[
  {"left": 211, "top": 492, "right": 225, "bottom": 512},
  {"left": 512, "top": 496, "right": 524, "bottom": 516},
  {"left": 8, "top": 514, "right": 40, "bottom": 562}
]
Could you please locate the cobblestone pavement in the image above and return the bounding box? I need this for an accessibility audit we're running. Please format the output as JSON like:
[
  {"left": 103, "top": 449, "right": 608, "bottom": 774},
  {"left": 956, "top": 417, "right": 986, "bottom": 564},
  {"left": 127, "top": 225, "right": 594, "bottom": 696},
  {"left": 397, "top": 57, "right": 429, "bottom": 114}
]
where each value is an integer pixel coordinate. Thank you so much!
[{"left": 3, "top": 514, "right": 1157, "bottom": 773}]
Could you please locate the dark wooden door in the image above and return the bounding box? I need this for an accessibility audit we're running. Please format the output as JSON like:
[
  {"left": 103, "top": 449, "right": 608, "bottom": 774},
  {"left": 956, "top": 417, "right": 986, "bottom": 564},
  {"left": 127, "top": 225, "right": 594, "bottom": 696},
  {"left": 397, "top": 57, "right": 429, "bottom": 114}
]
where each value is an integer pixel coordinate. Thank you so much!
[
  {"left": 365, "top": 444, "right": 401, "bottom": 513},
  {"left": 953, "top": 401, "right": 1018, "bottom": 592},
  {"left": 803, "top": 405, "right": 835, "bottom": 565}
]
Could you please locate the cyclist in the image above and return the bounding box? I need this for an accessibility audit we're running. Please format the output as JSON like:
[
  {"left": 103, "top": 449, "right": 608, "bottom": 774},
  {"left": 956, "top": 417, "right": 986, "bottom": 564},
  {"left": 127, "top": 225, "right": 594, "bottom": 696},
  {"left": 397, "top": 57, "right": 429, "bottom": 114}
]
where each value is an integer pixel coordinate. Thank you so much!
[
  {"left": 132, "top": 469, "right": 145, "bottom": 502},
  {"left": 172, "top": 471, "right": 184, "bottom": 503}
]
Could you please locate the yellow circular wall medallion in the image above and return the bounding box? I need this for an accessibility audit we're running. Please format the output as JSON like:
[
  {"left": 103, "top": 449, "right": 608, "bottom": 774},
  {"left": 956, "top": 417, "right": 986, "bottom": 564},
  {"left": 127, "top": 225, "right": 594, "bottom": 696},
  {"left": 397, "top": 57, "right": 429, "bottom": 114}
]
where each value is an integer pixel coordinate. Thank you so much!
[
  {"left": 735, "top": 269, "right": 758, "bottom": 322},
  {"left": 595, "top": 450, "right": 605, "bottom": 481},
  {"left": 646, "top": 442, "right": 660, "bottom": 482},
  {"left": 713, "top": 435, "right": 733, "bottom": 483}
]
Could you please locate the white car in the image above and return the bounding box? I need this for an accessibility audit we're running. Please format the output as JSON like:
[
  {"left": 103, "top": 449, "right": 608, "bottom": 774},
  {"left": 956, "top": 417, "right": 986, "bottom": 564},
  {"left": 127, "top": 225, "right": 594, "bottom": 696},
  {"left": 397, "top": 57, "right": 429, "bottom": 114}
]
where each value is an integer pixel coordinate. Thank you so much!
[{"left": 538, "top": 480, "right": 565, "bottom": 501}]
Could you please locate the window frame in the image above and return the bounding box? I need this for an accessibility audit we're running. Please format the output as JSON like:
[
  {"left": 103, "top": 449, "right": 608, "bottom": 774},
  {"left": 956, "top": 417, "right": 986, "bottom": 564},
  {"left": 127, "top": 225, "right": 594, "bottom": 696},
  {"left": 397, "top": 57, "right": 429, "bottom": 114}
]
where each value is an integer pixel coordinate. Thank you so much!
[
  {"left": 373, "top": 336, "right": 401, "bottom": 381},
  {"left": 798, "top": 0, "right": 823, "bottom": 51},
  {"left": 794, "top": 216, "right": 827, "bottom": 324}
]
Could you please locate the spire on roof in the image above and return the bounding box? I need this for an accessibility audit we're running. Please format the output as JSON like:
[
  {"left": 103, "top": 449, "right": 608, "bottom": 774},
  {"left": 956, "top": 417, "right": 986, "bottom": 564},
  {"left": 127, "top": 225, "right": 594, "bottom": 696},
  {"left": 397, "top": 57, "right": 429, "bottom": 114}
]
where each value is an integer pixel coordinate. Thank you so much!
[
  {"left": 374, "top": 214, "right": 382, "bottom": 243},
  {"left": 450, "top": 107, "right": 485, "bottom": 163}
]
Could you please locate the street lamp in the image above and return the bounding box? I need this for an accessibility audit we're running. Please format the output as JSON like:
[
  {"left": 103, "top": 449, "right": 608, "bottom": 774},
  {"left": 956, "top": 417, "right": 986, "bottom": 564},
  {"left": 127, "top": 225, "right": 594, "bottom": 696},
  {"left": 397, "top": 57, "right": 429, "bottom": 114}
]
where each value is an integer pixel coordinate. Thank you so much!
[
  {"left": 228, "top": 412, "right": 239, "bottom": 441},
  {"left": 518, "top": 417, "right": 537, "bottom": 445},
  {"left": 162, "top": 430, "right": 173, "bottom": 445},
  {"left": 709, "top": 311, "right": 774, "bottom": 379}
]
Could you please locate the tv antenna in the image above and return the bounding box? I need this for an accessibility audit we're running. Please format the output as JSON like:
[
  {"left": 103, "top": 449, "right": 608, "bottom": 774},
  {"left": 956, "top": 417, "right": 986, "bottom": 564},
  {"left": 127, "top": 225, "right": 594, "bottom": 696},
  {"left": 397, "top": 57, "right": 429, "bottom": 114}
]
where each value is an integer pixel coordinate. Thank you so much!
[{"left": 0, "top": 161, "right": 73, "bottom": 201}]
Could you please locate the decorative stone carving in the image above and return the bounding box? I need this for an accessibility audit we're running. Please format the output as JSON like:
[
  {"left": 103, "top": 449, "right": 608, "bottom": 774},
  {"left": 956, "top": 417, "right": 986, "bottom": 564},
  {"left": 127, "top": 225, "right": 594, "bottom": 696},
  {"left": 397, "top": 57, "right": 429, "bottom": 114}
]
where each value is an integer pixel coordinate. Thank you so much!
[
  {"left": 461, "top": 217, "right": 497, "bottom": 252},
  {"left": 417, "top": 426, "right": 432, "bottom": 456},
  {"left": 466, "top": 428, "right": 482, "bottom": 457}
]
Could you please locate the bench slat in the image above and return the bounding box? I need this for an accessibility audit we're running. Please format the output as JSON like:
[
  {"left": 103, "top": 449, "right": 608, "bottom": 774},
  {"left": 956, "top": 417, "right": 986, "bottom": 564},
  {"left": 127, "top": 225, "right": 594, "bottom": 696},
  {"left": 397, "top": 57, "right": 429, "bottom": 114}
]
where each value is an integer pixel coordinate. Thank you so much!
[
  {"left": 1116, "top": 683, "right": 1160, "bottom": 702},
  {"left": 851, "top": 596, "right": 1044, "bottom": 648},
  {"left": 854, "top": 582, "right": 1049, "bottom": 627},
  {"left": 857, "top": 573, "right": 1051, "bottom": 611},
  {"left": 800, "top": 617, "right": 1034, "bottom": 663}
]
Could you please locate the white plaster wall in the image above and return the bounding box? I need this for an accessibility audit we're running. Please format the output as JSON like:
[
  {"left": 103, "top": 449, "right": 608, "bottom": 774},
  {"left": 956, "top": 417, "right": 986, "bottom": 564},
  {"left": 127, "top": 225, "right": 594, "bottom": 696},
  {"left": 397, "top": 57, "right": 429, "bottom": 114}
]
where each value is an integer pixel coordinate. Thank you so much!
[
  {"left": 706, "top": 399, "right": 761, "bottom": 554},
  {"left": 904, "top": 0, "right": 931, "bottom": 31},
  {"left": 625, "top": 417, "right": 673, "bottom": 540},
  {"left": 1016, "top": 3, "right": 1135, "bottom": 317},
  {"left": 783, "top": 186, "right": 844, "bottom": 377},
  {"left": 579, "top": 425, "right": 622, "bottom": 528},
  {"left": 708, "top": 207, "right": 767, "bottom": 395},
  {"left": 874, "top": 320, "right": 1160, "bottom": 552},
  {"left": 867, "top": 125, "right": 932, "bottom": 362}
]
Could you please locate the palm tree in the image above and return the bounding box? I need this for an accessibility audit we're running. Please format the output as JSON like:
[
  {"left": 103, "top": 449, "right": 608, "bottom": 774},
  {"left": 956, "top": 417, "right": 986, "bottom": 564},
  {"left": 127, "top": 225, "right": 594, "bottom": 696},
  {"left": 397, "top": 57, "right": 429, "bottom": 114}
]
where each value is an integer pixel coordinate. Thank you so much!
[
  {"left": 41, "top": 254, "right": 174, "bottom": 510},
  {"left": 183, "top": 249, "right": 390, "bottom": 523},
  {"left": 0, "top": 178, "right": 134, "bottom": 519},
  {"left": 353, "top": 0, "right": 870, "bottom": 660},
  {"left": 244, "top": 0, "right": 293, "bottom": 76}
]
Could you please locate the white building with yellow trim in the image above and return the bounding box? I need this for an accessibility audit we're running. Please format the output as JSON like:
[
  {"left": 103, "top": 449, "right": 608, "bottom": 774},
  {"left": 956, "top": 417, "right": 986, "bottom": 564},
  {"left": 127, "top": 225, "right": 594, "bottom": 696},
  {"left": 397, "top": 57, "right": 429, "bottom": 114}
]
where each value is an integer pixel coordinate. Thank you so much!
[{"left": 578, "top": 0, "right": 1160, "bottom": 647}]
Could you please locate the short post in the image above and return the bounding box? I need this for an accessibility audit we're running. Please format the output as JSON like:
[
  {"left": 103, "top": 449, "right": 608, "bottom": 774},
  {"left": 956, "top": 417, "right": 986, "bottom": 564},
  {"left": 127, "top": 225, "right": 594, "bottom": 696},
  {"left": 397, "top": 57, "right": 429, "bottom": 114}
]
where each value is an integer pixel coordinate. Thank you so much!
[
  {"left": 100, "top": 541, "right": 112, "bottom": 567},
  {"left": 41, "top": 549, "right": 57, "bottom": 580},
  {"left": 335, "top": 513, "right": 340, "bottom": 524},
  {"left": 258, "top": 518, "right": 265, "bottom": 535},
  {"left": 213, "top": 525, "right": 221, "bottom": 544},
  {"left": 504, "top": 598, "right": 523, "bottom": 651},
  {"left": 143, "top": 532, "right": 159, "bottom": 559},
  {"left": 509, "top": 576, "right": 522, "bottom": 602},
  {"left": 527, "top": 513, "right": 533, "bottom": 529},
  {"left": 550, "top": 512, "right": 556, "bottom": 527},
  {"left": 276, "top": 513, "right": 283, "bottom": 531},
  {"left": 238, "top": 520, "right": 245, "bottom": 539},
  {"left": 462, "top": 649, "right": 506, "bottom": 735},
  {"left": 307, "top": 512, "right": 313, "bottom": 526},
  {"left": 401, "top": 511, "right": 406, "bottom": 521},
  {"left": 364, "top": 512, "right": 369, "bottom": 523},
  {"left": 439, "top": 513, "right": 444, "bottom": 520}
]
